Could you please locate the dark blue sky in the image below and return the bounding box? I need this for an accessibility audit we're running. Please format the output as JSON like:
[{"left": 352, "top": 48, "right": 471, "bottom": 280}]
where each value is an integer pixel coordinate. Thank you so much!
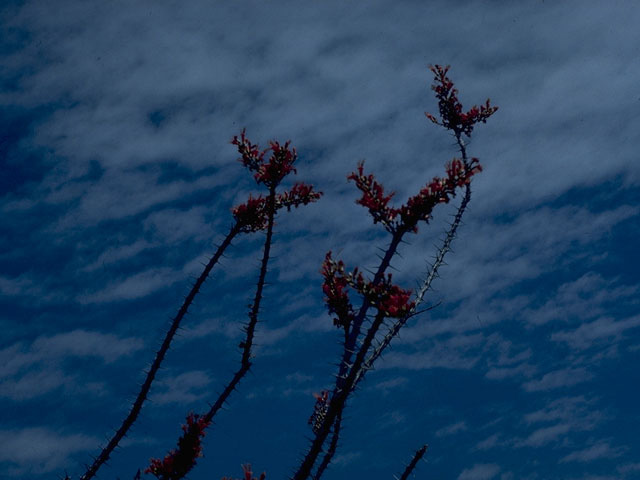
[{"left": 1, "top": 1, "right": 639, "bottom": 479}]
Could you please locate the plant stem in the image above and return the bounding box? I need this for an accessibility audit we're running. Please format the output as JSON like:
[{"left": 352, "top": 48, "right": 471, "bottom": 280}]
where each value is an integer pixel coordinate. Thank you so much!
[
  {"left": 397, "top": 444, "right": 428, "bottom": 480},
  {"left": 203, "top": 186, "right": 277, "bottom": 423},
  {"left": 80, "top": 225, "right": 241, "bottom": 480},
  {"left": 355, "top": 183, "right": 471, "bottom": 387}
]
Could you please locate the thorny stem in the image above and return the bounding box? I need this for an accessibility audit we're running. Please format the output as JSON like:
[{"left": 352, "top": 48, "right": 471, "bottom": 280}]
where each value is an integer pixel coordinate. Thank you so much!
[
  {"left": 79, "top": 225, "right": 240, "bottom": 480},
  {"left": 297, "top": 128, "right": 477, "bottom": 479},
  {"left": 293, "top": 305, "right": 396, "bottom": 479},
  {"left": 337, "top": 232, "right": 404, "bottom": 389},
  {"left": 142, "top": 187, "right": 277, "bottom": 480},
  {"left": 355, "top": 183, "right": 471, "bottom": 387},
  {"left": 311, "top": 186, "right": 471, "bottom": 478},
  {"left": 397, "top": 444, "right": 428, "bottom": 480},
  {"left": 312, "top": 410, "right": 343, "bottom": 480},
  {"left": 203, "top": 186, "right": 278, "bottom": 424},
  {"left": 297, "top": 232, "right": 404, "bottom": 477}
]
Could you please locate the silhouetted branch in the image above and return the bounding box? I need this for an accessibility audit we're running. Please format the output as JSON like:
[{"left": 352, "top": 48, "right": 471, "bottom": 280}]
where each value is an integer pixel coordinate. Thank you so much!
[
  {"left": 312, "top": 410, "right": 343, "bottom": 480},
  {"left": 146, "top": 187, "right": 278, "bottom": 479},
  {"left": 80, "top": 225, "right": 241, "bottom": 480},
  {"left": 397, "top": 444, "right": 428, "bottom": 480},
  {"left": 355, "top": 183, "right": 471, "bottom": 387},
  {"left": 203, "top": 187, "right": 278, "bottom": 424}
]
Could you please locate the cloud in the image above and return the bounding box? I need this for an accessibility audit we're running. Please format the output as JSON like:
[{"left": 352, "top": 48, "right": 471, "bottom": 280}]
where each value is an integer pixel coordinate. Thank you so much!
[
  {"left": 514, "top": 396, "right": 604, "bottom": 448},
  {"left": 81, "top": 239, "right": 151, "bottom": 272},
  {"left": 517, "top": 423, "right": 572, "bottom": 448},
  {"left": 0, "top": 428, "right": 100, "bottom": 476},
  {"left": 331, "top": 451, "right": 362, "bottom": 468},
  {"left": 522, "top": 273, "right": 640, "bottom": 328},
  {"left": 560, "top": 441, "right": 625, "bottom": 463},
  {"left": 436, "top": 421, "right": 468, "bottom": 437},
  {"left": 379, "top": 336, "right": 482, "bottom": 371},
  {"left": 0, "top": 330, "right": 143, "bottom": 401},
  {"left": 371, "top": 376, "right": 408, "bottom": 394},
  {"left": 458, "top": 463, "right": 500, "bottom": 480},
  {"left": 149, "top": 370, "right": 213, "bottom": 406},
  {"left": 486, "top": 363, "right": 536, "bottom": 381},
  {"left": 2, "top": 1, "right": 640, "bottom": 479},
  {"left": 551, "top": 315, "right": 640, "bottom": 351},
  {"left": 522, "top": 367, "right": 593, "bottom": 392},
  {"left": 76, "top": 266, "right": 180, "bottom": 304},
  {"left": 475, "top": 434, "right": 501, "bottom": 451}
]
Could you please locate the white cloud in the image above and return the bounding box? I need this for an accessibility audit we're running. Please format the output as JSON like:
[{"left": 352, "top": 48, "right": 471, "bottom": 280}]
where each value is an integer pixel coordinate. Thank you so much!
[
  {"left": 517, "top": 423, "right": 571, "bottom": 448},
  {"left": 561, "top": 441, "right": 625, "bottom": 463},
  {"left": 0, "top": 330, "right": 143, "bottom": 401},
  {"left": 0, "top": 428, "right": 99, "bottom": 475},
  {"left": 436, "top": 421, "right": 468, "bottom": 437},
  {"left": 77, "top": 267, "right": 179, "bottom": 304},
  {"left": 458, "top": 463, "right": 500, "bottom": 480},
  {"left": 149, "top": 370, "right": 213, "bottom": 406},
  {"left": 551, "top": 315, "right": 640, "bottom": 351},
  {"left": 522, "top": 367, "right": 593, "bottom": 392}
]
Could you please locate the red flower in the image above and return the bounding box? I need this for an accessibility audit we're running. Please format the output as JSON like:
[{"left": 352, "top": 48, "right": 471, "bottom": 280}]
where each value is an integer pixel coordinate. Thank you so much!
[
  {"left": 321, "top": 252, "right": 414, "bottom": 325},
  {"left": 145, "top": 413, "right": 211, "bottom": 480},
  {"left": 378, "top": 283, "right": 415, "bottom": 318},
  {"left": 425, "top": 65, "right": 498, "bottom": 137},
  {"left": 347, "top": 161, "right": 399, "bottom": 232},
  {"left": 398, "top": 157, "right": 482, "bottom": 233},
  {"left": 232, "top": 195, "right": 269, "bottom": 233},
  {"left": 347, "top": 159, "right": 481, "bottom": 234},
  {"left": 232, "top": 184, "right": 322, "bottom": 233},
  {"left": 321, "top": 252, "right": 357, "bottom": 329},
  {"left": 231, "top": 130, "right": 298, "bottom": 187},
  {"left": 275, "top": 182, "right": 323, "bottom": 211},
  {"left": 231, "top": 129, "right": 265, "bottom": 172}
]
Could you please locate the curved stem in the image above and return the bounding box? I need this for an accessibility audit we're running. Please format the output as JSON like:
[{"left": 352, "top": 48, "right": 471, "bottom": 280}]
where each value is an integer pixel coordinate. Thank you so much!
[
  {"left": 80, "top": 225, "right": 241, "bottom": 480},
  {"left": 397, "top": 444, "right": 428, "bottom": 480},
  {"left": 294, "top": 305, "right": 390, "bottom": 480},
  {"left": 336, "top": 232, "right": 404, "bottom": 389},
  {"left": 203, "top": 186, "right": 277, "bottom": 423},
  {"left": 355, "top": 183, "right": 471, "bottom": 388},
  {"left": 312, "top": 410, "right": 343, "bottom": 480}
]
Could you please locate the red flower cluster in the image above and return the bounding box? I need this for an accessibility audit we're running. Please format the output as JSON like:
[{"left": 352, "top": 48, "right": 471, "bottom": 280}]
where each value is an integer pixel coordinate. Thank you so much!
[
  {"left": 346, "top": 162, "right": 396, "bottom": 229},
  {"left": 221, "top": 464, "right": 266, "bottom": 480},
  {"left": 275, "top": 182, "right": 322, "bottom": 211},
  {"left": 398, "top": 157, "right": 482, "bottom": 233},
  {"left": 231, "top": 130, "right": 298, "bottom": 187},
  {"left": 377, "top": 281, "right": 415, "bottom": 318},
  {"left": 232, "top": 195, "right": 270, "bottom": 233},
  {"left": 321, "top": 252, "right": 414, "bottom": 323},
  {"left": 425, "top": 64, "right": 498, "bottom": 137},
  {"left": 145, "top": 413, "right": 211, "bottom": 480},
  {"left": 359, "top": 273, "right": 415, "bottom": 318},
  {"left": 347, "top": 159, "right": 481, "bottom": 234},
  {"left": 321, "top": 252, "right": 358, "bottom": 329},
  {"left": 231, "top": 183, "right": 322, "bottom": 233}
]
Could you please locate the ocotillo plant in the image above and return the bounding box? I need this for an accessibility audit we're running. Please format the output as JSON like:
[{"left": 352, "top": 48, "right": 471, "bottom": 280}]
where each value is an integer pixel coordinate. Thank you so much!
[
  {"left": 71, "top": 65, "right": 497, "bottom": 480},
  {"left": 77, "top": 131, "right": 322, "bottom": 480}
]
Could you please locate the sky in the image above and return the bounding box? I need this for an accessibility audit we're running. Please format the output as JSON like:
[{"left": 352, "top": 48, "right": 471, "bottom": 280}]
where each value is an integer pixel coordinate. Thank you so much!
[{"left": 1, "top": 1, "right": 639, "bottom": 479}]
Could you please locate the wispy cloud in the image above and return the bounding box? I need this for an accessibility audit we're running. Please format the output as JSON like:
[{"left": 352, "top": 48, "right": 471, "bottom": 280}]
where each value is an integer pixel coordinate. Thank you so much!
[
  {"left": 2, "top": 1, "right": 639, "bottom": 479},
  {"left": 522, "top": 367, "right": 593, "bottom": 392},
  {"left": 0, "top": 428, "right": 100, "bottom": 476},
  {"left": 458, "top": 463, "right": 500, "bottom": 480},
  {"left": 436, "top": 421, "right": 468, "bottom": 437},
  {"left": 560, "top": 441, "right": 625, "bottom": 463},
  {"left": 0, "top": 330, "right": 143, "bottom": 401},
  {"left": 149, "top": 369, "right": 213, "bottom": 406}
]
